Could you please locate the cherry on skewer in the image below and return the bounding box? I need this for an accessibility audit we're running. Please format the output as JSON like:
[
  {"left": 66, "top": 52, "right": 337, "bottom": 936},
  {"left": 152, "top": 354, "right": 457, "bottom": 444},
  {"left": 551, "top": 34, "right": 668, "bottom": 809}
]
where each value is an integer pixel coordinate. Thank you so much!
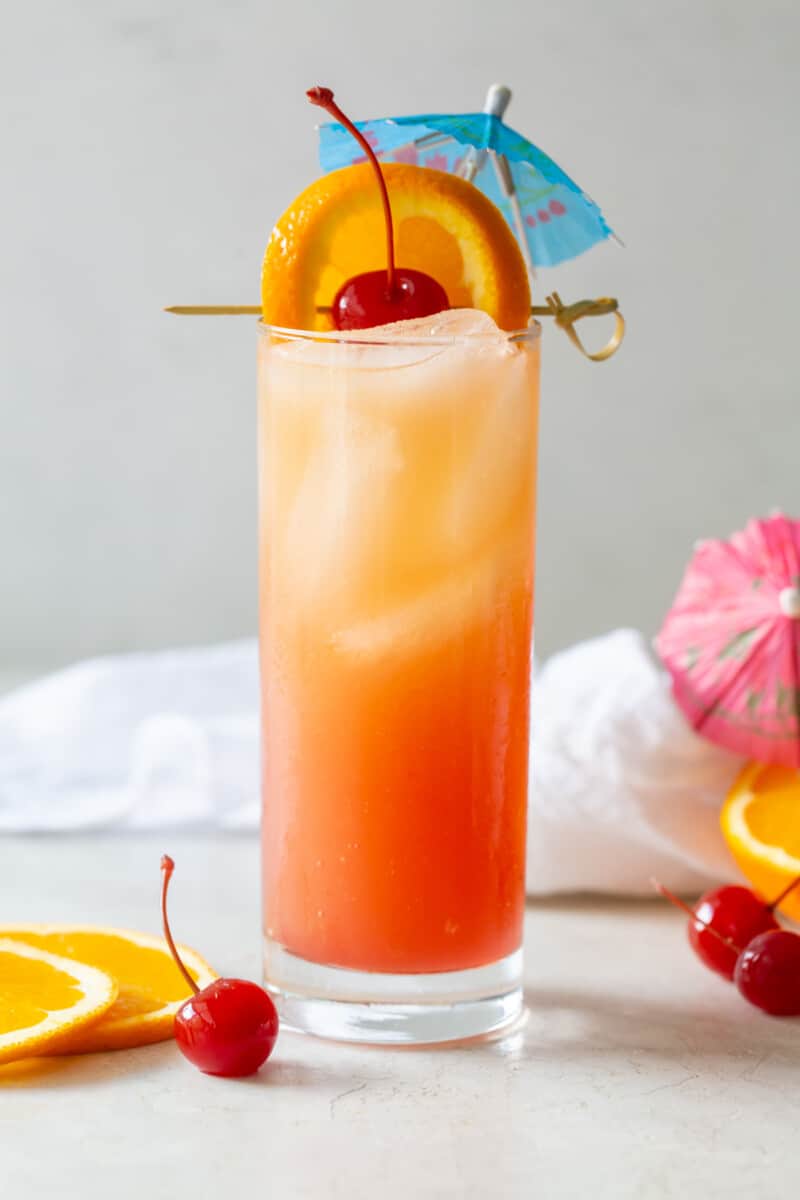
[
  {"left": 307, "top": 86, "right": 449, "bottom": 330},
  {"left": 160, "top": 855, "right": 279, "bottom": 1077}
]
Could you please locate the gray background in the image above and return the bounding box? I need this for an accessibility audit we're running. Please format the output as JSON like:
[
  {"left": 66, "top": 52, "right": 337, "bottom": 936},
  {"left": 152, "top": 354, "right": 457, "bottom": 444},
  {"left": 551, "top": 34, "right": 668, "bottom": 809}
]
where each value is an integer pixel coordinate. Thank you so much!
[{"left": 2, "top": 0, "right": 798, "bottom": 678}]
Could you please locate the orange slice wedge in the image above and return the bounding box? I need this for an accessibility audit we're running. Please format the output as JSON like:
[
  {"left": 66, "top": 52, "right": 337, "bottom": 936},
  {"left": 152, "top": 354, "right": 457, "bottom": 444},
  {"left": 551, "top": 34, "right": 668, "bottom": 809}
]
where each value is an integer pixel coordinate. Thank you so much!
[
  {"left": 721, "top": 762, "right": 800, "bottom": 922},
  {"left": 261, "top": 162, "right": 531, "bottom": 332},
  {"left": 0, "top": 937, "right": 117, "bottom": 1065},
  {"left": 0, "top": 925, "right": 217, "bottom": 1054}
]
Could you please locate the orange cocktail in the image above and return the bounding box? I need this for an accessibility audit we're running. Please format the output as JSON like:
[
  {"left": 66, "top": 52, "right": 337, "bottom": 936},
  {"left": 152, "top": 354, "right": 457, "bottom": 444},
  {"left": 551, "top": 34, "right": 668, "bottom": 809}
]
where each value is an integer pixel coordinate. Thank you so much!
[{"left": 258, "top": 311, "right": 539, "bottom": 1042}]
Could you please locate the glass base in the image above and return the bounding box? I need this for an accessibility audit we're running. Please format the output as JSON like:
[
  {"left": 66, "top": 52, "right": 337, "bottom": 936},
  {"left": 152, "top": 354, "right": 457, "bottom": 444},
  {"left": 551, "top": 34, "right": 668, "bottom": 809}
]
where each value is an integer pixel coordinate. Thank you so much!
[{"left": 263, "top": 937, "right": 523, "bottom": 1045}]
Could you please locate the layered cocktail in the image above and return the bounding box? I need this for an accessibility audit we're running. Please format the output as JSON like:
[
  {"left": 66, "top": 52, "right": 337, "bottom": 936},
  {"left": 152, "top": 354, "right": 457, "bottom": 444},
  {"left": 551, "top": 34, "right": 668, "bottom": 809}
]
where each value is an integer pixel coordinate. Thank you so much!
[{"left": 258, "top": 90, "right": 538, "bottom": 1042}]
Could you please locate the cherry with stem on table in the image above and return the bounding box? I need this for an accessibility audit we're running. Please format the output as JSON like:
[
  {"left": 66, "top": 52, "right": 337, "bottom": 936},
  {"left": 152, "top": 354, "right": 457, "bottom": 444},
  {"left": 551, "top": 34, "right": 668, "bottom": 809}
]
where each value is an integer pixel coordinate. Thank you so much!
[
  {"left": 653, "top": 877, "right": 800, "bottom": 1017},
  {"left": 685, "top": 883, "right": 786, "bottom": 980},
  {"left": 160, "top": 854, "right": 279, "bottom": 1077}
]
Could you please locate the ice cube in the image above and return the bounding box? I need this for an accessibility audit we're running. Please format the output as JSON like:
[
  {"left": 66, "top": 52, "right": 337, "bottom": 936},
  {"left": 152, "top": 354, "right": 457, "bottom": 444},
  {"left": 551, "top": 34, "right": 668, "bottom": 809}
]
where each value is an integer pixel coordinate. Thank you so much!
[
  {"left": 282, "top": 410, "right": 405, "bottom": 617},
  {"left": 435, "top": 347, "right": 538, "bottom": 555},
  {"left": 330, "top": 560, "right": 490, "bottom": 659},
  {"left": 266, "top": 330, "right": 444, "bottom": 373},
  {"left": 353, "top": 307, "right": 509, "bottom": 343},
  {"left": 261, "top": 309, "right": 512, "bottom": 382},
  {"left": 330, "top": 525, "right": 529, "bottom": 661}
]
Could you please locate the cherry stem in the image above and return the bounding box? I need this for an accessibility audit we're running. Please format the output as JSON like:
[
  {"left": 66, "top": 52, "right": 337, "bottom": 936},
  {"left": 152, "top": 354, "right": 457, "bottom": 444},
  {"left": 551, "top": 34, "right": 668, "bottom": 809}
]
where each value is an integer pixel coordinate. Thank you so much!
[
  {"left": 650, "top": 878, "right": 744, "bottom": 954},
  {"left": 307, "top": 86, "right": 396, "bottom": 296},
  {"left": 768, "top": 873, "right": 800, "bottom": 911},
  {"left": 160, "top": 854, "right": 199, "bottom": 995}
]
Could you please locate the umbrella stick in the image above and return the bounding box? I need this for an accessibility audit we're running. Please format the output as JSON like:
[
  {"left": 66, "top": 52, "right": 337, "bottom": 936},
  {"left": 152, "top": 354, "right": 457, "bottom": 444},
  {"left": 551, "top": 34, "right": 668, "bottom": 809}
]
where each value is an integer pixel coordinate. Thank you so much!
[{"left": 489, "top": 152, "right": 536, "bottom": 284}]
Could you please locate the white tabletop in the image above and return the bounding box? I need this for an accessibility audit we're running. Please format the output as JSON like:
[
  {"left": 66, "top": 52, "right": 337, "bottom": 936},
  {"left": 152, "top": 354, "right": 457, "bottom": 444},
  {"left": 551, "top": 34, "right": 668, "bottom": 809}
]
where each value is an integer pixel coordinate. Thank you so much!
[{"left": 1, "top": 834, "right": 796, "bottom": 1199}]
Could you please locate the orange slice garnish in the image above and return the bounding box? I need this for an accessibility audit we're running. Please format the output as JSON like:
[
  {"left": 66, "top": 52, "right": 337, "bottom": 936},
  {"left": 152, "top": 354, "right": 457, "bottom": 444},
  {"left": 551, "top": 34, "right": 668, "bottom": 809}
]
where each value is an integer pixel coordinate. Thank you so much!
[
  {"left": 0, "top": 937, "right": 118, "bottom": 1065},
  {"left": 721, "top": 762, "right": 800, "bottom": 922},
  {"left": 261, "top": 162, "right": 531, "bottom": 332},
  {"left": 0, "top": 925, "right": 217, "bottom": 1054}
]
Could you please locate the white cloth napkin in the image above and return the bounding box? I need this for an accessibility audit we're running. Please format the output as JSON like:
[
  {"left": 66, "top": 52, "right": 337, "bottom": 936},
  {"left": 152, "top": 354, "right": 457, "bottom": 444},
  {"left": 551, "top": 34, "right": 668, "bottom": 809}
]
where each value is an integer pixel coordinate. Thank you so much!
[
  {"left": 0, "top": 631, "right": 743, "bottom": 894},
  {"left": 526, "top": 629, "right": 741, "bottom": 894}
]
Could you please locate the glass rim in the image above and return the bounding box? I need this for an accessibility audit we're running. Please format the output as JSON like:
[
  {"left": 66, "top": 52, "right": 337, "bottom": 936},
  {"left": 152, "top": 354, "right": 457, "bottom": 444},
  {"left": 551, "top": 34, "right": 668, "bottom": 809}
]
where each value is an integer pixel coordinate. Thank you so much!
[{"left": 257, "top": 319, "right": 541, "bottom": 348}]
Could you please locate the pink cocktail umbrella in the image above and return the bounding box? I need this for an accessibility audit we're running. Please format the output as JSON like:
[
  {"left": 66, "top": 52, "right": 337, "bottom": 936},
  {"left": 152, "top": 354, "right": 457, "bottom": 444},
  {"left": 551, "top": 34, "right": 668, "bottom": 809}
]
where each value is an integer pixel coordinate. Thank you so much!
[{"left": 656, "top": 513, "right": 800, "bottom": 767}]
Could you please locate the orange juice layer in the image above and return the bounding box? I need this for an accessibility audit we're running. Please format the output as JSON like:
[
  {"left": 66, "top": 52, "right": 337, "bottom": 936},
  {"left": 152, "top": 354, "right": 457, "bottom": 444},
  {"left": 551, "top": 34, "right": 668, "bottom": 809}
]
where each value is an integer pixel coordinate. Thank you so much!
[{"left": 258, "top": 317, "right": 538, "bottom": 974}]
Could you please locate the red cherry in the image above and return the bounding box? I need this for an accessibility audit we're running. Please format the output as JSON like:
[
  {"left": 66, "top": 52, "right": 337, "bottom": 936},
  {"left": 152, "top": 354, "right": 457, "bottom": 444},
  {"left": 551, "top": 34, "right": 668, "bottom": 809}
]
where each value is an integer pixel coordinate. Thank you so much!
[
  {"left": 160, "top": 855, "right": 278, "bottom": 1077},
  {"left": 734, "top": 930, "right": 800, "bottom": 1016},
  {"left": 175, "top": 977, "right": 279, "bottom": 1077},
  {"left": 653, "top": 877, "right": 800, "bottom": 981},
  {"left": 332, "top": 268, "right": 449, "bottom": 331},
  {"left": 307, "top": 87, "right": 449, "bottom": 330},
  {"left": 688, "top": 885, "right": 779, "bottom": 980}
]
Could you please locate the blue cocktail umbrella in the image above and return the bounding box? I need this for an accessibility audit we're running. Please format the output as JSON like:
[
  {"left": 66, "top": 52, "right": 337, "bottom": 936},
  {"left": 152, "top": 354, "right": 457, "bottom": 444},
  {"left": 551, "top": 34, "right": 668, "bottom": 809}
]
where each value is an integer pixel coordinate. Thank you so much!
[{"left": 317, "top": 85, "right": 617, "bottom": 277}]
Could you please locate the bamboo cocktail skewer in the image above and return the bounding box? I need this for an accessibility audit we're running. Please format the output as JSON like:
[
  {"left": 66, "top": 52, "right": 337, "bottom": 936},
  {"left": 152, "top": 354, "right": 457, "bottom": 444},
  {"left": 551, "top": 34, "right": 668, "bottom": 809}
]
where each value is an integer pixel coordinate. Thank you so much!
[{"left": 163, "top": 294, "right": 625, "bottom": 362}]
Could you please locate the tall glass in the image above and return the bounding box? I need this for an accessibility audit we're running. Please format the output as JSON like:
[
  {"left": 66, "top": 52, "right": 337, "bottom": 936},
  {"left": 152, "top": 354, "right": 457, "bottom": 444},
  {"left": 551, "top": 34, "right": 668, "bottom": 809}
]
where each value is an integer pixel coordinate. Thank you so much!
[{"left": 258, "top": 318, "right": 540, "bottom": 1044}]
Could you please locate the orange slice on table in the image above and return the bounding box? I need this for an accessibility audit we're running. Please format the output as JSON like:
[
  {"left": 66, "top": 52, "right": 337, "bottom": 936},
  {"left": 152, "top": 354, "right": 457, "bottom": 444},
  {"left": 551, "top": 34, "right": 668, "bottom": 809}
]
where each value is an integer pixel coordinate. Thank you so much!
[
  {"left": 0, "top": 925, "right": 217, "bottom": 1054},
  {"left": 721, "top": 762, "right": 800, "bottom": 922},
  {"left": 261, "top": 162, "right": 531, "bottom": 332},
  {"left": 0, "top": 937, "right": 117, "bottom": 1065}
]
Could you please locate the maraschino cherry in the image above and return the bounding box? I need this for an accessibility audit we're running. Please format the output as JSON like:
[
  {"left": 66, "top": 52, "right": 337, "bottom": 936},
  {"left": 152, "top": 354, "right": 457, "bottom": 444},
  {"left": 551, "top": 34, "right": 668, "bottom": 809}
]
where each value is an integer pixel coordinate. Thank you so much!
[
  {"left": 307, "top": 86, "right": 449, "bottom": 330},
  {"left": 160, "top": 855, "right": 279, "bottom": 1077},
  {"left": 734, "top": 930, "right": 800, "bottom": 1016},
  {"left": 686, "top": 884, "right": 782, "bottom": 980},
  {"left": 654, "top": 877, "right": 800, "bottom": 1017}
]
